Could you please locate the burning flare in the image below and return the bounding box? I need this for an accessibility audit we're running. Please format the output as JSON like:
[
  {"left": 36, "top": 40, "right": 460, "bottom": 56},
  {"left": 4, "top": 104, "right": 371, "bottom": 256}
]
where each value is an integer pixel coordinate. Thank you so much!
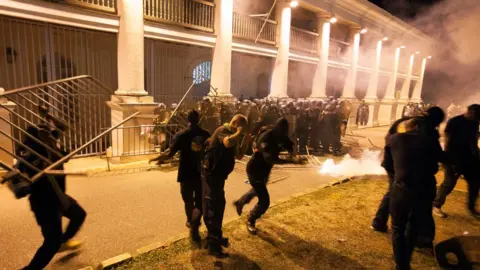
[{"left": 319, "top": 150, "right": 386, "bottom": 178}]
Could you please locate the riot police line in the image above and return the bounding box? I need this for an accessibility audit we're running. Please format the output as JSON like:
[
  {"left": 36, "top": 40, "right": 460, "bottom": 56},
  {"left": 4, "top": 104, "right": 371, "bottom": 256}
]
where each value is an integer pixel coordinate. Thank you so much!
[{"left": 153, "top": 96, "right": 356, "bottom": 156}]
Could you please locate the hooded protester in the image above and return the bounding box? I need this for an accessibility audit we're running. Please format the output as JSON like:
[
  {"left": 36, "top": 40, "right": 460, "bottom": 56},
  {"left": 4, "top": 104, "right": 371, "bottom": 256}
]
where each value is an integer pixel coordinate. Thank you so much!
[{"left": 233, "top": 118, "right": 300, "bottom": 234}]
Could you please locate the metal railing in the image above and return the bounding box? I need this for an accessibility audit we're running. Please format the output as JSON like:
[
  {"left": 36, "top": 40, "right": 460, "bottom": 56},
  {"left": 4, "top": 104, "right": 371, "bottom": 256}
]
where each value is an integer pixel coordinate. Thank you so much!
[
  {"left": 100, "top": 124, "right": 182, "bottom": 158},
  {"left": 329, "top": 38, "right": 349, "bottom": 62},
  {"left": 43, "top": 0, "right": 116, "bottom": 13},
  {"left": 0, "top": 111, "right": 138, "bottom": 200},
  {"left": 2, "top": 75, "right": 113, "bottom": 157},
  {"left": 100, "top": 75, "right": 218, "bottom": 159},
  {"left": 232, "top": 12, "right": 277, "bottom": 45},
  {"left": 290, "top": 27, "right": 318, "bottom": 53},
  {"left": 144, "top": 0, "right": 215, "bottom": 33}
]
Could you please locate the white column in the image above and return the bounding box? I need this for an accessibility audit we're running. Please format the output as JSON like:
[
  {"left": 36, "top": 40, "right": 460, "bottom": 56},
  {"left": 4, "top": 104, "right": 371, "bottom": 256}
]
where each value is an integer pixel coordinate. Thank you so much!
[
  {"left": 110, "top": 0, "right": 157, "bottom": 161},
  {"left": 400, "top": 54, "right": 415, "bottom": 101},
  {"left": 310, "top": 16, "right": 330, "bottom": 99},
  {"left": 365, "top": 40, "right": 382, "bottom": 100},
  {"left": 342, "top": 28, "right": 360, "bottom": 99},
  {"left": 411, "top": 57, "right": 427, "bottom": 102},
  {"left": 384, "top": 47, "right": 401, "bottom": 100},
  {"left": 378, "top": 47, "right": 401, "bottom": 125},
  {"left": 210, "top": 0, "right": 234, "bottom": 97},
  {"left": 116, "top": 0, "right": 147, "bottom": 96},
  {"left": 270, "top": 0, "right": 291, "bottom": 98}
]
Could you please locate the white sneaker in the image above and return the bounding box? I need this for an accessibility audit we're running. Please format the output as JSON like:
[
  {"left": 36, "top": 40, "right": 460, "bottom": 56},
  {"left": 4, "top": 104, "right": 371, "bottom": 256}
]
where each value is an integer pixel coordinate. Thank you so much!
[{"left": 433, "top": 207, "right": 448, "bottom": 218}]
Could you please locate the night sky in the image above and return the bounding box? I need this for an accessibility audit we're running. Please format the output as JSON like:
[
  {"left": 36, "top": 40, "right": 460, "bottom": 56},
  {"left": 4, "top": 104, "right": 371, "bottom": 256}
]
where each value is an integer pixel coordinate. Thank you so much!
[{"left": 368, "top": 0, "right": 443, "bottom": 18}]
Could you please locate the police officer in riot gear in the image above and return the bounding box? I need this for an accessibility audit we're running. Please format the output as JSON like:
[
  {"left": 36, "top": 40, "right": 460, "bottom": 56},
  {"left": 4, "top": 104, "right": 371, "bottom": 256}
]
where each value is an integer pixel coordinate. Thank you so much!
[
  {"left": 296, "top": 107, "right": 309, "bottom": 154},
  {"left": 233, "top": 118, "right": 298, "bottom": 234},
  {"left": 150, "top": 110, "right": 210, "bottom": 244},
  {"left": 321, "top": 104, "right": 341, "bottom": 155},
  {"left": 202, "top": 115, "right": 251, "bottom": 258},
  {"left": 356, "top": 100, "right": 369, "bottom": 126}
]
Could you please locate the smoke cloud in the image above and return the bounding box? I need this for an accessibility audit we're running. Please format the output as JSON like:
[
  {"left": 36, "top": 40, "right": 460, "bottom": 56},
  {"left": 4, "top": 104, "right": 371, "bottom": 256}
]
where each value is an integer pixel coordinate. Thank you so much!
[
  {"left": 404, "top": 0, "right": 480, "bottom": 106},
  {"left": 319, "top": 150, "right": 386, "bottom": 178}
]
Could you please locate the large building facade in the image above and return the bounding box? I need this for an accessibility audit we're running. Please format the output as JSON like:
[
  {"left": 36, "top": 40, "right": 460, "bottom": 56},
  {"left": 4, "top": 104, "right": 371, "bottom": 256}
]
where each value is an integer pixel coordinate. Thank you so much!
[{"left": 0, "top": 0, "right": 433, "bottom": 129}]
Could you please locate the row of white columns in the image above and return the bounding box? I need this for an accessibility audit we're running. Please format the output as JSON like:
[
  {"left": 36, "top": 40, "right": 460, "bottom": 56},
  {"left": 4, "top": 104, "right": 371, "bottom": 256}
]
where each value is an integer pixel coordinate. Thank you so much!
[
  {"left": 208, "top": 0, "right": 428, "bottom": 101},
  {"left": 114, "top": 0, "right": 428, "bottom": 103}
]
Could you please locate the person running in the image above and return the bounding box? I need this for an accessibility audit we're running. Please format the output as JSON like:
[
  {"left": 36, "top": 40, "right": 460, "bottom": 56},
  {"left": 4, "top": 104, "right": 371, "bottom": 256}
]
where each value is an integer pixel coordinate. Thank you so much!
[
  {"left": 433, "top": 104, "right": 480, "bottom": 218},
  {"left": 233, "top": 118, "right": 299, "bottom": 234},
  {"left": 22, "top": 108, "right": 86, "bottom": 270}
]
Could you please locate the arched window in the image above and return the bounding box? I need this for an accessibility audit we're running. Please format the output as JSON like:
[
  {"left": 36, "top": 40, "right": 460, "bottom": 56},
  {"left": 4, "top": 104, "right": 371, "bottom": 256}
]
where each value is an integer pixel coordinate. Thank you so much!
[{"left": 192, "top": 61, "right": 211, "bottom": 84}]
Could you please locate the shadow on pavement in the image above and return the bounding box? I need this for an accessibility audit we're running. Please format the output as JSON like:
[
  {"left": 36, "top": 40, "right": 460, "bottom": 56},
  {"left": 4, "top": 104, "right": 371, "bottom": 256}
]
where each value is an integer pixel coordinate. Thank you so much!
[
  {"left": 190, "top": 251, "right": 261, "bottom": 270},
  {"left": 257, "top": 220, "right": 367, "bottom": 270},
  {"left": 54, "top": 250, "right": 82, "bottom": 264}
]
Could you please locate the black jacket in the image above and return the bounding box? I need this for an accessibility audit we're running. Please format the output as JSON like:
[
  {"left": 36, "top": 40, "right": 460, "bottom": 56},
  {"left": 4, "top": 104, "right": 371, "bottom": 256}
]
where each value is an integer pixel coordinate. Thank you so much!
[
  {"left": 385, "top": 131, "right": 442, "bottom": 189},
  {"left": 247, "top": 129, "right": 294, "bottom": 178},
  {"left": 169, "top": 125, "right": 211, "bottom": 182}
]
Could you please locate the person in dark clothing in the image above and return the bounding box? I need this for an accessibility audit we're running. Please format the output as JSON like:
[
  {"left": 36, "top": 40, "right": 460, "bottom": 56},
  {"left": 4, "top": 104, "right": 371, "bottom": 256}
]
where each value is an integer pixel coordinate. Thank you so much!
[
  {"left": 296, "top": 110, "right": 309, "bottom": 155},
  {"left": 233, "top": 118, "right": 299, "bottom": 234},
  {"left": 308, "top": 108, "right": 322, "bottom": 153},
  {"left": 22, "top": 111, "right": 86, "bottom": 270},
  {"left": 356, "top": 100, "right": 369, "bottom": 126},
  {"left": 371, "top": 116, "right": 416, "bottom": 232},
  {"left": 220, "top": 103, "right": 233, "bottom": 125},
  {"left": 202, "top": 115, "right": 251, "bottom": 258},
  {"left": 322, "top": 105, "right": 341, "bottom": 155},
  {"left": 372, "top": 107, "right": 445, "bottom": 245},
  {"left": 384, "top": 118, "right": 443, "bottom": 270},
  {"left": 150, "top": 110, "right": 211, "bottom": 243},
  {"left": 433, "top": 104, "right": 480, "bottom": 218}
]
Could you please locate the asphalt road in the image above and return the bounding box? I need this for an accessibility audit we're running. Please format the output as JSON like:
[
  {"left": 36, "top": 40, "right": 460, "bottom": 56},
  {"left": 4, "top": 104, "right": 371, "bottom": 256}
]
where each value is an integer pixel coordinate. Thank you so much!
[{"left": 0, "top": 165, "right": 338, "bottom": 270}]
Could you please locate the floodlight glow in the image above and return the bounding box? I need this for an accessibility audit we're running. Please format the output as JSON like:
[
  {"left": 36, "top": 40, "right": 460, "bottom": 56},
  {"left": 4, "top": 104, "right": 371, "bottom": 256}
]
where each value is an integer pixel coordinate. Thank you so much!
[
  {"left": 383, "top": 37, "right": 389, "bottom": 41},
  {"left": 400, "top": 45, "right": 406, "bottom": 49},
  {"left": 360, "top": 28, "right": 368, "bottom": 34},
  {"left": 290, "top": 0, "right": 299, "bottom": 7},
  {"left": 427, "top": 56, "right": 432, "bottom": 59},
  {"left": 416, "top": 51, "right": 420, "bottom": 54},
  {"left": 330, "top": 17, "right": 338, "bottom": 24}
]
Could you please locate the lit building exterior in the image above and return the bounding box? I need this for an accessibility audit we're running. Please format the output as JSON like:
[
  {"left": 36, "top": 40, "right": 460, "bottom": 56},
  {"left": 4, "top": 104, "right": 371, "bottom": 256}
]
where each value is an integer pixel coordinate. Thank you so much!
[{"left": 0, "top": 0, "right": 434, "bottom": 133}]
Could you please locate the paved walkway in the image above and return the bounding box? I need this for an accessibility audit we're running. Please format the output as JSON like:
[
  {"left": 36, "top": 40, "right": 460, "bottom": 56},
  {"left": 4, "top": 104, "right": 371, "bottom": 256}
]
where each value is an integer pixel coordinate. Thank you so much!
[{"left": 0, "top": 163, "right": 339, "bottom": 270}]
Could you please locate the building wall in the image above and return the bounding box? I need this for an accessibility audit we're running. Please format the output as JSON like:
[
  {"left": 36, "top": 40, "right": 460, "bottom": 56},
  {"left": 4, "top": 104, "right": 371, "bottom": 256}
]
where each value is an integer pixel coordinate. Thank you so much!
[
  {"left": 231, "top": 52, "right": 274, "bottom": 99},
  {"left": 377, "top": 74, "right": 390, "bottom": 99},
  {"left": 326, "top": 66, "right": 348, "bottom": 98},
  {"left": 145, "top": 38, "right": 213, "bottom": 106},
  {"left": 287, "top": 61, "right": 315, "bottom": 98},
  {"left": 355, "top": 71, "right": 371, "bottom": 99},
  {"left": 291, "top": 7, "right": 316, "bottom": 32},
  {"left": 329, "top": 24, "right": 350, "bottom": 62},
  {"left": 0, "top": 15, "right": 117, "bottom": 91}
]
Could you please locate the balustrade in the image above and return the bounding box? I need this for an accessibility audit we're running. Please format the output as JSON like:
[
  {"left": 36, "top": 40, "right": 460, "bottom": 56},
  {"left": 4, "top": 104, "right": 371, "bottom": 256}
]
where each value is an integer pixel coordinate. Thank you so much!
[{"left": 144, "top": 0, "right": 215, "bottom": 33}]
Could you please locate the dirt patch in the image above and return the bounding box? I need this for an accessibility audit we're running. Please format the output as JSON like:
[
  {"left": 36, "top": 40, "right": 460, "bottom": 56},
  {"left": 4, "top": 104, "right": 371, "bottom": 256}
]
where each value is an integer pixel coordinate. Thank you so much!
[{"left": 113, "top": 178, "right": 479, "bottom": 270}]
